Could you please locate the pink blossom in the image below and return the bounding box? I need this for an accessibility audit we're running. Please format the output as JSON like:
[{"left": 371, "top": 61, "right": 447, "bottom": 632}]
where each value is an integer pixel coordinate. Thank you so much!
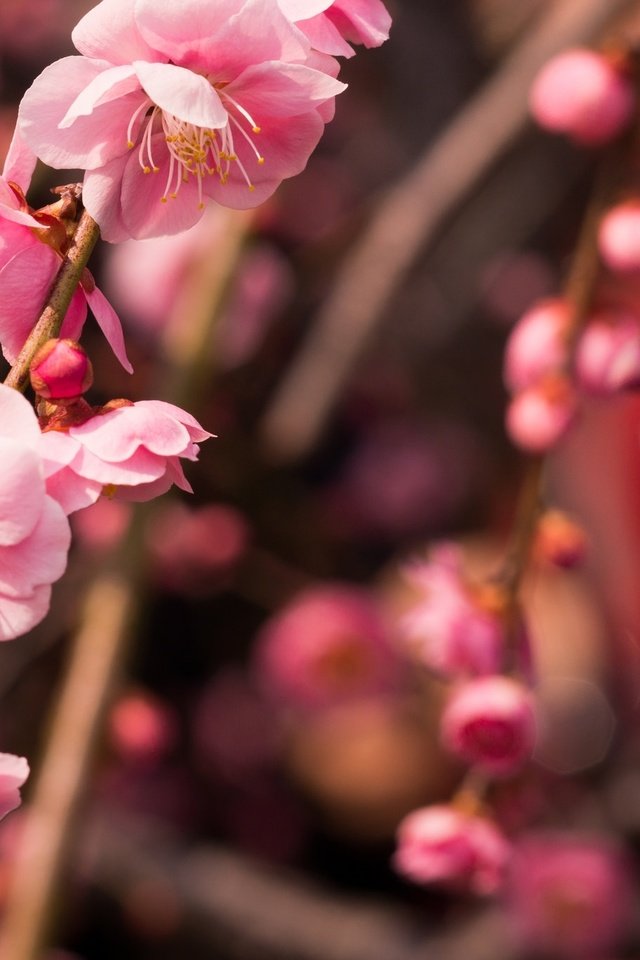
[
  {"left": 108, "top": 689, "right": 178, "bottom": 766},
  {"left": 30, "top": 338, "right": 93, "bottom": 401},
  {"left": 393, "top": 804, "right": 510, "bottom": 894},
  {"left": 252, "top": 584, "right": 399, "bottom": 709},
  {"left": 400, "top": 543, "right": 504, "bottom": 677},
  {"left": 40, "top": 399, "right": 212, "bottom": 514},
  {"left": 18, "top": 0, "right": 346, "bottom": 241},
  {"left": 280, "top": 0, "right": 391, "bottom": 58},
  {"left": 574, "top": 310, "right": 640, "bottom": 395},
  {"left": 599, "top": 200, "right": 640, "bottom": 272},
  {"left": 503, "top": 299, "right": 569, "bottom": 393},
  {"left": 533, "top": 510, "right": 587, "bottom": 569},
  {"left": 506, "top": 378, "right": 577, "bottom": 452},
  {"left": 0, "top": 754, "right": 29, "bottom": 820},
  {"left": 0, "top": 174, "right": 131, "bottom": 372},
  {"left": 0, "top": 384, "right": 71, "bottom": 641},
  {"left": 507, "top": 833, "right": 632, "bottom": 957},
  {"left": 441, "top": 676, "right": 536, "bottom": 777},
  {"left": 530, "top": 49, "right": 634, "bottom": 146}
]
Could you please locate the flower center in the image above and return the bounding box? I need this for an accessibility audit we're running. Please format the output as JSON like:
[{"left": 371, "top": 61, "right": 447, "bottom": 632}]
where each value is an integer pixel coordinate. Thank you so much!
[{"left": 126, "top": 88, "right": 265, "bottom": 207}]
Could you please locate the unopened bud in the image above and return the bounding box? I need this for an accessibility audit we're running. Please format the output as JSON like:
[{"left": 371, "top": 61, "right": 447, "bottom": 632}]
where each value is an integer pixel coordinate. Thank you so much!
[
  {"left": 30, "top": 339, "right": 93, "bottom": 401},
  {"left": 534, "top": 509, "right": 587, "bottom": 568}
]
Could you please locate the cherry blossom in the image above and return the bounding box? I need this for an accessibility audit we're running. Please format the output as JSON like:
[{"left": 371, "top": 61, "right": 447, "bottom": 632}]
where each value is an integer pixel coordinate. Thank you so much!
[
  {"left": 18, "top": 0, "right": 346, "bottom": 241},
  {"left": 0, "top": 384, "right": 71, "bottom": 641}
]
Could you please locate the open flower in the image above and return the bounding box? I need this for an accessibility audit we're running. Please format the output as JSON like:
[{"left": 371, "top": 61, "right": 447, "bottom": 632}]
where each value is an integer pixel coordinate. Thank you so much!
[
  {"left": 19, "top": 0, "right": 346, "bottom": 241},
  {"left": 0, "top": 384, "right": 71, "bottom": 641},
  {"left": 40, "top": 399, "right": 212, "bottom": 514}
]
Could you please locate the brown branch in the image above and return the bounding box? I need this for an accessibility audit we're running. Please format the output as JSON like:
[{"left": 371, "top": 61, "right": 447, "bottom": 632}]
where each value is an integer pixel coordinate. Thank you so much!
[
  {"left": 4, "top": 211, "right": 100, "bottom": 393},
  {"left": 258, "top": 0, "right": 639, "bottom": 463}
]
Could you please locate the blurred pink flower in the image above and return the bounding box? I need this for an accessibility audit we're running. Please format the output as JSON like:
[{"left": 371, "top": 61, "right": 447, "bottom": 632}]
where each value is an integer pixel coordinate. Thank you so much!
[
  {"left": 252, "top": 584, "right": 399, "bottom": 709},
  {"left": 40, "top": 399, "right": 212, "bottom": 513},
  {"left": 599, "top": 200, "right": 640, "bottom": 273},
  {"left": 440, "top": 676, "right": 536, "bottom": 777},
  {"left": 0, "top": 754, "right": 29, "bottom": 821},
  {"left": 503, "top": 299, "right": 569, "bottom": 393},
  {"left": 0, "top": 384, "right": 71, "bottom": 641},
  {"left": 19, "top": 0, "right": 346, "bottom": 241},
  {"left": 400, "top": 543, "right": 504, "bottom": 677},
  {"left": 393, "top": 804, "right": 510, "bottom": 895},
  {"left": 108, "top": 689, "right": 178, "bottom": 766},
  {"left": 574, "top": 310, "right": 640, "bottom": 395},
  {"left": 506, "top": 377, "right": 577, "bottom": 453},
  {"left": 507, "top": 833, "right": 632, "bottom": 957}
]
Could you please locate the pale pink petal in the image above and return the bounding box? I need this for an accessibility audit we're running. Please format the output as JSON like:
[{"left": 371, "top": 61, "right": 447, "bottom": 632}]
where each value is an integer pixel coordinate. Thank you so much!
[
  {"left": 83, "top": 283, "right": 133, "bottom": 373},
  {"left": 0, "top": 383, "right": 42, "bottom": 448},
  {"left": 134, "top": 401, "right": 213, "bottom": 442},
  {"left": 329, "top": 0, "right": 391, "bottom": 47},
  {"left": 297, "top": 14, "right": 355, "bottom": 57},
  {"left": 82, "top": 159, "right": 130, "bottom": 244},
  {"left": 39, "top": 430, "right": 82, "bottom": 475},
  {"left": 72, "top": 0, "right": 162, "bottom": 63},
  {"left": 0, "top": 439, "right": 45, "bottom": 545},
  {"left": 19, "top": 57, "right": 146, "bottom": 171},
  {"left": 226, "top": 62, "right": 346, "bottom": 118},
  {"left": 0, "top": 204, "right": 44, "bottom": 229},
  {"left": 278, "top": 0, "right": 333, "bottom": 19},
  {"left": 0, "top": 584, "right": 51, "bottom": 642},
  {"left": 0, "top": 754, "right": 29, "bottom": 819},
  {"left": 0, "top": 218, "right": 40, "bottom": 264},
  {"left": 59, "top": 64, "right": 139, "bottom": 128},
  {"left": 2, "top": 128, "right": 37, "bottom": 192},
  {"left": 60, "top": 288, "right": 89, "bottom": 343},
  {"left": 0, "top": 496, "right": 70, "bottom": 598},
  {"left": 0, "top": 241, "right": 60, "bottom": 363},
  {"left": 70, "top": 405, "right": 191, "bottom": 460},
  {"left": 133, "top": 61, "right": 227, "bottom": 129},
  {"left": 45, "top": 466, "right": 102, "bottom": 515},
  {"left": 71, "top": 444, "right": 167, "bottom": 485},
  {"left": 113, "top": 471, "right": 175, "bottom": 501}
]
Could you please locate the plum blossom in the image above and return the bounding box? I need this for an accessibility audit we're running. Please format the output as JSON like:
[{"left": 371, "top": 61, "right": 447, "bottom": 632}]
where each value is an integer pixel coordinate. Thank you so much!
[
  {"left": 399, "top": 543, "right": 504, "bottom": 677},
  {"left": 394, "top": 804, "right": 510, "bottom": 894},
  {"left": 18, "top": 0, "right": 347, "bottom": 241},
  {"left": 0, "top": 384, "right": 71, "bottom": 641},
  {"left": 279, "top": 0, "right": 391, "bottom": 58},
  {"left": 40, "top": 399, "right": 212, "bottom": 514}
]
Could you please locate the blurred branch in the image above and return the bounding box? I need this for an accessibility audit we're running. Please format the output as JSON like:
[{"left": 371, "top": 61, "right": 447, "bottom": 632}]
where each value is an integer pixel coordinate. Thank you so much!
[
  {"left": 0, "top": 209, "right": 253, "bottom": 960},
  {"left": 259, "top": 0, "right": 638, "bottom": 463}
]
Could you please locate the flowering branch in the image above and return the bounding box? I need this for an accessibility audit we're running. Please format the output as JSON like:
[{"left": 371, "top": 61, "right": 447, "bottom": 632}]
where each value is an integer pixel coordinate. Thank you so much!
[{"left": 3, "top": 209, "right": 100, "bottom": 393}]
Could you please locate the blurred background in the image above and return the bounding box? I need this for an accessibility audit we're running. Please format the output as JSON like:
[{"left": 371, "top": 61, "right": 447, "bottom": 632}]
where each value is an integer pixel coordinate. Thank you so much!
[{"left": 2, "top": 0, "right": 640, "bottom": 957}]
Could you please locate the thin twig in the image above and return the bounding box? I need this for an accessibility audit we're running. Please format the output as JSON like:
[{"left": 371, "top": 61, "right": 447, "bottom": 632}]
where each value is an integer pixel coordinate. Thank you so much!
[
  {"left": 259, "top": 0, "right": 638, "bottom": 462},
  {"left": 4, "top": 211, "right": 100, "bottom": 393}
]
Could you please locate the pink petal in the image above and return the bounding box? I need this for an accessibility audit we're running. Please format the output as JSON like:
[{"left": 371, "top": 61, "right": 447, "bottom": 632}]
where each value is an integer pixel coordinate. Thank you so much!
[
  {"left": 0, "top": 584, "right": 51, "bottom": 642},
  {"left": 0, "top": 754, "right": 29, "bottom": 820},
  {"left": 278, "top": 0, "right": 333, "bottom": 18},
  {"left": 82, "top": 159, "right": 130, "bottom": 244},
  {"left": 72, "top": 444, "right": 168, "bottom": 485},
  {"left": 2, "top": 128, "right": 37, "bottom": 192},
  {"left": 39, "top": 430, "right": 82, "bottom": 476},
  {"left": 135, "top": 400, "right": 213, "bottom": 442},
  {"left": 83, "top": 282, "right": 133, "bottom": 373},
  {"left": 19, "top": 57, "right": 146, "bottom": 171},
  {"left": 226, "top": 61, "right": 346, "bottom": 118},
  {"left": 60, "top": 288, "right": 89, "bottom": 342},
  {"left": 133, "top": 61, "right": 227, "bottom": 129},
  {"left": 72, "top": 0, "right": 162, "bottom": 64},
  {"left": 0, "top": 241, "right": 60, "bottom": 363},
  {"left": 297, "top": 14, "right": 355, "bottom": 57},
  {"left": 70, "top": 405, "right": 191, "bottom": 460},
  {"left": 0, "top": 439, "right": 45, "bottom": 546},
  {"left": 328, "top": 0, "right": 391, "bottom": 48},
  {"left": 0, "top": 496, "right": 70, "bottom": 598},
  {"left": 0, "top": 218, "right": 41, "bottom": 265},
  {"left": 45, "top": 466, "right": 102, "bottom": 515},
  {"left": 59, "top": 63, "right": 139, "bottom": 128},
  {"left": 0, "top": 384, "right": 42, "bottom": 448}
]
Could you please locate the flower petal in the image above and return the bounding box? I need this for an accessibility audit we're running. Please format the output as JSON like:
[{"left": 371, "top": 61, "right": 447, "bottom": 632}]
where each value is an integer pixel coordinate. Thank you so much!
[
  {"left": 0, "top": 241, "right": 60, "bottom": 363},
  {"left": 0, "top": 584, "right": 51, "bottom": 642},
  {"left": 0, "top": 496, "right": 70, "bottom": 598},
  {"left": 69, "top": 405, "right": 191, "bottom": 461},
  {"left": 59, "top": 63, "right": 139, "bottom": 128},
  {"left": 0, "top": 439, "right": 45, "bottom": 545},
  {"left": 134, "top": 61, "right": 227, "bottom": 129},
  {"left": 0, "top": 754, "right": 29, "bottom": 820},
  {"left": 2, "top": 128, "right": 37, "bottom": 191},
  {"left": 0, "top": 383, "right": 42, "bottom": 448},
  {"left": 83, "top": 282, "right": 133, "bottom": 373},
  {"left": 226, "top": 61, "right": 346, "bottom": 118},
  {"left": 72, "top": 0, "right": 162, "bottom": 63}
]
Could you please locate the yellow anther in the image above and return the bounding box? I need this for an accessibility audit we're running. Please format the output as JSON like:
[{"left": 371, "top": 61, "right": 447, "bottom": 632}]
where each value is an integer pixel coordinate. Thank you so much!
[
  {"left": 252, "top": 126, "right": 261, "bottom": 134},
  {"left": 257, "top": 157, "right": 265, "bottom": 165},
  {"left": 127, "top": 140, "right": 135, "bottom": 149}
]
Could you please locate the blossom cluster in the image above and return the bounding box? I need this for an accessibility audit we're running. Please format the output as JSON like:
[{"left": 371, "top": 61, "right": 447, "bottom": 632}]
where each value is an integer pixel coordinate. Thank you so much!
[{"left": 0, "top": 0, "right": 391, "bottom": 823}]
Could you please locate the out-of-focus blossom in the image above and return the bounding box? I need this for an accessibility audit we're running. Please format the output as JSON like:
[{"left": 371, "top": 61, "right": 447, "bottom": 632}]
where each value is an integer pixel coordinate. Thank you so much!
[
  {"left": 148, "top": 502, "right": 250, "bottom": 595},
  {"left": 253, "top": 584, "right": 399, "bottom": 709},
  {"left": 400, "top": 543, "right": 504, "bottom": 677},
  {"left": 599, "top": 200, "right": 640, "bottom": 272},
  {"left": 506, "top": 377, "right": 577, "bottom": 452},
  {"left": 0, "top": 754, "right": 29, "bottom": 820},
  {"left": 530, "top": 49, "right": 634, "bottom": 145},
  {"left": 507, "top": 833, "right": 632, "bottom": 957},
  {"left": 503, "top": 299, "right": 569, "bottom": 393},
  {"left": 19, "top": 0, "right": 346, "bottom": 241},
  {"left": 40, "top": 399, "right": 212, "bottom": 514},
  {"left": 108, "top": 689, "right": 178, "bottom": 766},
  {"left": 0, "top": 384, "right": 71, "bottom": 641},
  {"left": 574, "top": 311, "right": 640, "bottom": 395},
  {"left": 30, "top": 338, "right": 94, "bottom": 401},
  {"left": 394, "top": 804, "right": 510, "bottom": 894},
  {"left": 71, "top": 496, "right": 132, "bottom": 552},
  {"left": 440, "top": 676, "right": 536, "bottom": 777},
  {"left": 533, "top": 510, "right": 587, "bottom": 569}
]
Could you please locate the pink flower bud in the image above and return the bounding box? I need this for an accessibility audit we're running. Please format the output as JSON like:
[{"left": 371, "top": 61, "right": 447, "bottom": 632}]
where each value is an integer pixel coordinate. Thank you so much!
[
  {"left": 393, "top": 804, "right": 510, "bottom": 894},
  {"left": 530, "top": 49, "right": 634, "bottom": 146},
  {"left": 504, "top": 299, "right": 570, "bottom": 392},
  {"left": 506, "top": 378, "right": 577, "bottom": 452},
  {"left": 30, "top": 338, "right": 93, "bottom": 400},
  {"left": 441, "top": 676, "right": 536, "bottom": 777},
  {"left": 575, "top": 311, "right": 640, "bottom": 394},
  {"left": 599, "top": 201, "right": 640, "bottom": 272},
  {"left": 533, "top": 510, "right": 587, "bottom": 568},
  {"left": 108, "top": 690, "right": 178, "bottom": 766}
]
